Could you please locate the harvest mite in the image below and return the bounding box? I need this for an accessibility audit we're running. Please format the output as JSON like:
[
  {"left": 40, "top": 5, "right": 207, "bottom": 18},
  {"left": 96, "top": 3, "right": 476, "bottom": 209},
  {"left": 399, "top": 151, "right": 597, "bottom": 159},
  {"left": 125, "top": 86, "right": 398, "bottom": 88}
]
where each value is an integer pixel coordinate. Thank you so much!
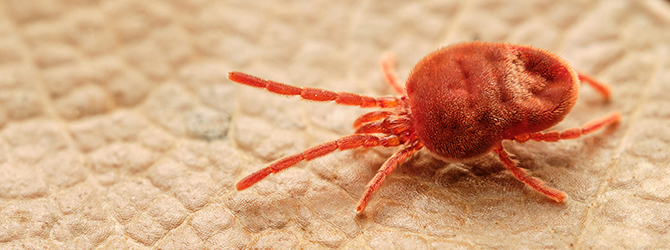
[{"left": 230, "top": 41, "right": 620, "bottom": 213}]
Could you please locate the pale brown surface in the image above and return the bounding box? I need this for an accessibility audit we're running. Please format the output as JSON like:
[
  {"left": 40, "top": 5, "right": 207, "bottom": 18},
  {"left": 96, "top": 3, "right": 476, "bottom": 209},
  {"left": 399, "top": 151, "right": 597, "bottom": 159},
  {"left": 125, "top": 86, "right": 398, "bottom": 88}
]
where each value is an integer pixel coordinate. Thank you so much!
[{"left": 0, "top": 0, "right": 669, "bottom": 249}]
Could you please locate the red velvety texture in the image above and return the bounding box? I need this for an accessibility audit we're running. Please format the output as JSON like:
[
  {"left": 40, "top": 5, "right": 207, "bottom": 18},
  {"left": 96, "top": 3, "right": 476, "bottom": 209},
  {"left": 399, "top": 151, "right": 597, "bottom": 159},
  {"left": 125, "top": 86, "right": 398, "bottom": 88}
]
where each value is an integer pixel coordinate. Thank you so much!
[{"left": 406, "top": 42, "right": 579, "bottom": 160}]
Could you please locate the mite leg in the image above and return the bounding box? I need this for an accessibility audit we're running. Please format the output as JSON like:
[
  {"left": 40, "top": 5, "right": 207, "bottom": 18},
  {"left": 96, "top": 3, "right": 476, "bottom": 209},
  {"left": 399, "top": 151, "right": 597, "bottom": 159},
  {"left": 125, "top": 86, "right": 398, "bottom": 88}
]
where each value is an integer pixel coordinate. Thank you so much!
[
  {"left": 236, "top": 134, "right": 403, "bottom": 191},
  {"left": 578, "top": 72, "right": 611, "bottom": 100},
  {"left": 493, "top": 144, "right": 567, "bottom": 202},
  {"left": 514, "top": 112, "right": 621, "bottom": 143},
  {"left": 355, "top": 121, "right": 391, "bottom": 135},
  {"left": 355, "top": 116, "right": 411, "bottom": 135},
  {"left": 229, "top": 72, "right": 400, "bottom": 108},
  {"left": 353, "top": 111, "right": 393, "bottom": 128},
  {"left": 380, "top": 53, "right": 405, "bottom": 95},
  {"left": 356, "top": 141, "right": 423, "bottom": 214}
]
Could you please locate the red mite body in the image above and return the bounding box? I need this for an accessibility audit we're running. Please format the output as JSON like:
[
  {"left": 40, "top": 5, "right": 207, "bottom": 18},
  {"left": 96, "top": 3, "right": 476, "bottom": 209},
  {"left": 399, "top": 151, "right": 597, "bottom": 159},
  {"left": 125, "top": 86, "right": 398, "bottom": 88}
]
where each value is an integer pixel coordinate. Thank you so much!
[
  {"left": 408, "top": 42, "right": 579, "bottom": 160},
  {"left": 229, "top": 41, "right": 620, "bottom": 214}
]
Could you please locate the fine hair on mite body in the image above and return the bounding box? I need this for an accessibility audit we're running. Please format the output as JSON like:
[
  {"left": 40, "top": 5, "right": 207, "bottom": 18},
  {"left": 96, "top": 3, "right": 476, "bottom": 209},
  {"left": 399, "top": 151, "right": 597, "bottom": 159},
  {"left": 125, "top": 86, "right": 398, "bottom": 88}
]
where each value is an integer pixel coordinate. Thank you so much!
[{"left": 229, "top": 41, "right": 621, "bottom": 214}]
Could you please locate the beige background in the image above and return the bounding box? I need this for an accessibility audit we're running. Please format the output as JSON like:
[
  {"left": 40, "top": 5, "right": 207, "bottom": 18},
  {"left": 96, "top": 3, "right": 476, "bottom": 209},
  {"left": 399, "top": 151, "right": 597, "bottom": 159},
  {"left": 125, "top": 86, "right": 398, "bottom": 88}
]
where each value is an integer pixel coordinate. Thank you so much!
[{"left": 1, "top": 0, "right": 669, "bottom": 249}]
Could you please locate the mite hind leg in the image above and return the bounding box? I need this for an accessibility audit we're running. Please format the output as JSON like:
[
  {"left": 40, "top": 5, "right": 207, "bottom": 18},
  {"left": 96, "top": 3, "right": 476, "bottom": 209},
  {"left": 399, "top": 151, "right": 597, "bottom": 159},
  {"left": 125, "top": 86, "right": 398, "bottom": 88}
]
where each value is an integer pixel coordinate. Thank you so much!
[
  {"left": 504, "top": 111, "right": 621, "bottom": 201},
  {"left": 578, "top": 72, "right": 611, "bottom": 100},
  {"left": 514, "top": 111, "right": 621, "bottom": 143},
  {"left": 493, "top": 144, "right": 567, "bottom": 202}
]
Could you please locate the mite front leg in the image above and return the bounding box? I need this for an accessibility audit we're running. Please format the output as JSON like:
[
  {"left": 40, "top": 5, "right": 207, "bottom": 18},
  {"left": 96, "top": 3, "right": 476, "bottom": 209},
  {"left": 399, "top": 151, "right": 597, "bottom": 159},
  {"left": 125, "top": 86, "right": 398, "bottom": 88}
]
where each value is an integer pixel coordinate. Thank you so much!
[
  {"left": 380, "top": 52, "right": 405, "bottom": 95},
  {"left": 356, "top": 141, "right": 423, "bottom": 214},
  {"left": 493, "top": 144, "right": 567, "bottom": 202},
  {"left": 354, "top": 111, "right": 393, "bottom": 129},
  {"left": 228, "top": 72, "right": 400, "bottom": 108},
  {"left": 236, "top": 134, "right": 403, "bottom": 191}
]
